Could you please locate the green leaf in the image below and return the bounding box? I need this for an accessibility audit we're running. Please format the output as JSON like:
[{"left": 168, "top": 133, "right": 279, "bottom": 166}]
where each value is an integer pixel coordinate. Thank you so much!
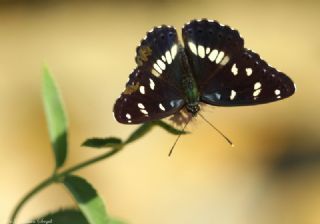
[
  {"left": 125, "top": 122, "right": 154, "bottom": 144},
  {"left": 42, "top": 66, "right": 68, "bottom": 169},
  {"left": 63, "top": 175, "right": 109, "bottom": 224},
  {"left": 152, "top": 120, "right": 188, "bottom": 135},
  {"left": 33, "top": 208, "right": 126, "bottom": 224},
  {"left": 32, "top": 208, "right": 89, "bottom": 224},
  {"left": 108, "top": 219, "right": 126, "bottom": 224},
  {"left": 82, "top": 137, "right": 122, "bottom": 148}
]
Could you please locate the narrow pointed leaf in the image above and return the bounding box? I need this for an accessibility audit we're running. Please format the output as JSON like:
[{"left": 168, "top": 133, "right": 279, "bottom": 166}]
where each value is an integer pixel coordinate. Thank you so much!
[
  {"left": 33, "top": 209, "right": 126, "bottom": 224},
  {"left": 125, "top": 122, "right": 153, "bottom": 144},
  {"left": 43, "top": 67, "right": 68, "bottom": 169},
  {"left": 63, "top": 175, "right": 109, "bottom": 224},
  {"left": 82, "top": 137, "right": 122, "bottom": 148},
  {"left": 152, "top": 120, "right": 188, "bottom": 135}
]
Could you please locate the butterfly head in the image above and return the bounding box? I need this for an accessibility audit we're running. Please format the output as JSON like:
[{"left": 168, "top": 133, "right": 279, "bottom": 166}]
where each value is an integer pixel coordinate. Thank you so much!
[{"left": 186, "top": 103, "right": 200, "bottom": 116}]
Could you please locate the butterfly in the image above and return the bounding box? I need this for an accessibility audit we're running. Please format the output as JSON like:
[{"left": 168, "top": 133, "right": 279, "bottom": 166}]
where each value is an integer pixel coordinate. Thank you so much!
[{"left": 113, "top": 19, "right": 295, "bottom": 125}]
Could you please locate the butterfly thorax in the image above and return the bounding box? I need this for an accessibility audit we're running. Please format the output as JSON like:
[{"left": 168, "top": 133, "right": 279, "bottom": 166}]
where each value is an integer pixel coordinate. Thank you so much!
[
  {"left": 180, "top": 47, "right": 200, "bottom": 116},
  {"left": 182, "top": 76, "right": 200, "bottom": 116}
]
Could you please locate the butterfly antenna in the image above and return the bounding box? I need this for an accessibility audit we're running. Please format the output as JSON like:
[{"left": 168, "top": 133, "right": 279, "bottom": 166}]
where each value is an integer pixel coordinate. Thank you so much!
[
  {"left": 198, "top": 113, "right": 234, "bottom": 147},
  {"left": 168, "top": 119, "right": 190, "bottom": 157}
]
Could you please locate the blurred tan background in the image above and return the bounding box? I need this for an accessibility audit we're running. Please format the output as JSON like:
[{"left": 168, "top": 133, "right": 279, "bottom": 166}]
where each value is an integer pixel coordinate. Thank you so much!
[{"left": 1, "top": 0, "right": 320, "bottom": 223}]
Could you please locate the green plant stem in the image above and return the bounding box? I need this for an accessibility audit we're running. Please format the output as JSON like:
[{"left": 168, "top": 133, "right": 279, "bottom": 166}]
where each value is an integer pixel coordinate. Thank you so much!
[
  {"left": 9, "top": 146, "right": 123, "bottom": 224},
  {"left": 9, "top": 176, "right": 53, "bottom": 224},
  {"left": 57, "top": 146, "right": 122, "bottom": 179}
]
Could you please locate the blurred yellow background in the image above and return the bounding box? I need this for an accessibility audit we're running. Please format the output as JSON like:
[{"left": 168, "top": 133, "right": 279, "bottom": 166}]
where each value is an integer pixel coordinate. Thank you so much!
[{"left": 1, "top": 0, "right": 320, "bottom": 223}]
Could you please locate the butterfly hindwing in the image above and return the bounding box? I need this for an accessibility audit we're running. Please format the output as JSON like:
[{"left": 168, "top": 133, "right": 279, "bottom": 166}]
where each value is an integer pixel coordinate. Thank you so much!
[
  {"left": 113, "top": 69, "right": 185, "bottom": 124},
  {"left": 182, "top": 19, "right": 295, "bottom": 106}
]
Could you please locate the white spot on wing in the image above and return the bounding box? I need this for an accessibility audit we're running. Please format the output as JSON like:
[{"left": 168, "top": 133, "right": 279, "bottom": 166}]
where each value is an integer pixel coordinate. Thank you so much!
[
  {"left": 151, "top": 69, "right": 160, "bottom": 77},
  {"left": 208, "top": 49, "right": 218, "bottom": 62},
  {"left": 138, "top": 103, "right": 145, "bottom": 109},
  {"left": 153, "top": 63, "right": 162, "bottom": 74},
  {"left": 165, "top": 50, "right": 172, "bottom": 64},
  {"left": 275, "top": 89, "right": 281, "bottom": 95},
  {"left": 171, "top": 44, "right": 178, "bottom": 59},
  {"left": 254, "top": 82, "right": 262, "bottom": 90},
  {"left": 198, "top": 45, "right": 205, "bottom": 58},
  {"left": 157, "top": 59, "right": 166, "bottom": 71},
  {"left": 220, "top": 55, "right": 230, "bottom": 65},
  {"left": 215, "top": 92, "right": 221, "bottom": 100},
  {"left": 230, "top": 90, "right": 236, "bottom": 100},
  {"left": 161, "top": 55, "right": 166, "bottom": 62},
  {"left": 139, "top": 85, "right": 145, "bottom": 94},
  {"left": 140, "top": 109, "right": 148, "bottom": 115},
  {"left": 205, "top": 47, "right": 211, "bottom": 55},
  {"left": 246, "top": 68, "right": 253, "bottom": 76},
  {"left": 231, "top": 64, "right": 238, "bottom": 75},
  {"left": 126, "top": 113, "right": 131, "bottom": 119},
  {"left": 188, "top": 41, "right": 198, "bottom": 56},
  {"left": 253, "top": 89, "right": 261, "bottom": 97},
  {"left": 149, "top": 78, "right": 155, "bottom": 90},
  {"left": 215, "top": 51, "right": 225, "bottom": 64},
  {"left": 159, "top": 103, "right": 165, "bottom": 111}
]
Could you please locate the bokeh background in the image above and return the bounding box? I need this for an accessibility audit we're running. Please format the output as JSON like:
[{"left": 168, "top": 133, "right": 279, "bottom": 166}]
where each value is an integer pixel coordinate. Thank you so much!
[{"left": 1, "top": 0, "right": 319, "bottom": 223}]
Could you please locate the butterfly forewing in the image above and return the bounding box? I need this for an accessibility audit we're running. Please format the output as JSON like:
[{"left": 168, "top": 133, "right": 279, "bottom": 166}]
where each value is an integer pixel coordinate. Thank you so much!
[
  {"left": 136, "top": 25, "right": 186, "bottom": 90},
  {"left": 200, "top": 49, "right": 296, "bottom": 105},
  {"left": 182, "top": 19, "right": 244, "bottom": 85},
  {"left": 114, "top": 25, "right": 188, "bottom": 124},
  {"left": 182, "top": 19, "right": 295, "bottom": 106}
]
